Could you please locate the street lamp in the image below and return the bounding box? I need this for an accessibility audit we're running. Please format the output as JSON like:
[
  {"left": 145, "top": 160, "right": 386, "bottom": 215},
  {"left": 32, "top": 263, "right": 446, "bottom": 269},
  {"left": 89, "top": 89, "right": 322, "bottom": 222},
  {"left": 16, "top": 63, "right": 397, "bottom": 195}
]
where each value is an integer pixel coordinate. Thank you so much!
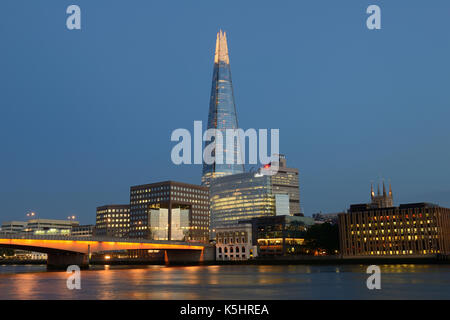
[{"left": 26, "top": 211, "right": 37, "bottom": 218}]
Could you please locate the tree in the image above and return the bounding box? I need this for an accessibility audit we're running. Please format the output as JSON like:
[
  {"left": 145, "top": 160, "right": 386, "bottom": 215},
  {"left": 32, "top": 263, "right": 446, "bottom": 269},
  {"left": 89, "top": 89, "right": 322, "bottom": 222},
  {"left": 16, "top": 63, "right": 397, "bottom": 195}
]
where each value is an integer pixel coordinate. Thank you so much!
[{"left": 304, "top": 223, "right": 339, "bottom": 255}]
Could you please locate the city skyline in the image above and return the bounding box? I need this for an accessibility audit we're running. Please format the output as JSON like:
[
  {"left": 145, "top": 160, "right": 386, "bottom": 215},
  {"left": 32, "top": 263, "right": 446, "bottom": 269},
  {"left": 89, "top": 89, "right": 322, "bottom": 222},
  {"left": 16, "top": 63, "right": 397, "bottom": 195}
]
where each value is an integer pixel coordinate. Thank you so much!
[
  {"left": 1, "top": 1, "right": 450, "bottom": 304},
  {"left": 1, "top": 1, "right": 450, "bottom": 224}
]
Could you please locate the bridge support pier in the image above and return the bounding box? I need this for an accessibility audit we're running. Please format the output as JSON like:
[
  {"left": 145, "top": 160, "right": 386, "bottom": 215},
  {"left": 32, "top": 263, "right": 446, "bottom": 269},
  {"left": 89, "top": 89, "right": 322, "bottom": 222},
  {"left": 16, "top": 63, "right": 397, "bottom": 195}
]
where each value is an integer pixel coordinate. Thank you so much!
[
  {"left": 47, "top": 252, "right": 89, "bottom": 270},
  {"left": 164, "top": 247, "right": 215, "bottom": 265}
]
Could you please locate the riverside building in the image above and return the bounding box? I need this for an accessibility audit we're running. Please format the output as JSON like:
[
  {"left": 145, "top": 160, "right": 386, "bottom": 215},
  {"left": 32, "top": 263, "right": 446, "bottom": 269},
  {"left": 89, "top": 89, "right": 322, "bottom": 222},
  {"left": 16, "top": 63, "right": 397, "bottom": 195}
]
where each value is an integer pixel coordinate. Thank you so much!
[
  {"left": 129, "top": 181, "right": 209, "bottom": 243},
  {"left": 210, "top": 171, "right": 274, "bottom": 230},
  {"left": 25, "top": 219, "right": 79, "bottom": 236},
  {"left": 95, "top": 205, "right": 130, "bottom": 238},
  {"left": 339, "top": 202, "right": 450, "bottom": 257},
  {"left": 0, "top": 221, "right": 27, "bottom": 234},
  {"left": 210, "top": 156, "right": 301, "bottom": 231},
  {"left": 242, "top": 215, "right": 315, "bottom": 257},
  {"left": 71, "top": 224, "right": 94, "bottom": 237},
  {"left": 215, "top": 223, "right": 257, "bottom": 260}
]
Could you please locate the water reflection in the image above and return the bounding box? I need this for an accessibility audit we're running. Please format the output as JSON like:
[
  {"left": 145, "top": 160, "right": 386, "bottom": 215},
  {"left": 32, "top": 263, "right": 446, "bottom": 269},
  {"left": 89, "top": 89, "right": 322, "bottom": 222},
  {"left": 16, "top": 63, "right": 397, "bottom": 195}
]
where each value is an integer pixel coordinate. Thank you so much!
[{"left": 0, "top": 264, "right": 449, "bottom": 300}]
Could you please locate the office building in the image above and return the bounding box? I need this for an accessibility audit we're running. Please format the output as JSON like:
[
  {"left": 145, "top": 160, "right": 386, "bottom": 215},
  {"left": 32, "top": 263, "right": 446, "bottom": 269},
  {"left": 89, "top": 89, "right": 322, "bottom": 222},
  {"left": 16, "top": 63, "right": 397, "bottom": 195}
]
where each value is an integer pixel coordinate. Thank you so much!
[
  {"left": 210, "top": 171, "right": 275, "bottom": 230},
  {"left": 210, "top": 157, "right": 302, "bottom": 230},
  {"left": 339, "top": 202, "right": 450, "bottom": 257},
  {"left": 0, "top": 221, "right": 27, "bottom": 234},
  {"left": 215, "top": 223, "right": 258, "bottom": 261},
  {"left": 71, "top": 224, "right": 94, "bottom": 237},
  {"left": 241, "top": 215, "right": 315, "bottom": 256},
  {"left": 129, "top": 181, "right": 209, "bottom": 243},
  {"left": 24, "top": 219, "right": 79, "bottom": 236},
  {"left": 95, "top": 205, "right": 130, "bottom": 238},
  {"left": 202, "top": 30, "right": 244, "bottom": 187},
  {"left": 271, "top": 154, "right": 301, "bottom": 215}
]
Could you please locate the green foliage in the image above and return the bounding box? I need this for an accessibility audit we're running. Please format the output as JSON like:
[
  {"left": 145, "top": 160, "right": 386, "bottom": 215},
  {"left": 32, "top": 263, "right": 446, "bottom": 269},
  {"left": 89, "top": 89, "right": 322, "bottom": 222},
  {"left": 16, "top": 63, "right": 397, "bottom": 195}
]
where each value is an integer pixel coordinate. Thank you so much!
[{"left": 304, "top": 223, "right": 339, "bottom": 255}]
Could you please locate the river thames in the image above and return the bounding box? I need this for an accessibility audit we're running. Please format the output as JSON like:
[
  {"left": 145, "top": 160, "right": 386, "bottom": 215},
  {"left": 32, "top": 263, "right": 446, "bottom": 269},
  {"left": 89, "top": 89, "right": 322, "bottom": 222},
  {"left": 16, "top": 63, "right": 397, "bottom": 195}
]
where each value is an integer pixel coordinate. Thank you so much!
[{"left": 0, "top": 264, "right": 449, "bottom": 299}]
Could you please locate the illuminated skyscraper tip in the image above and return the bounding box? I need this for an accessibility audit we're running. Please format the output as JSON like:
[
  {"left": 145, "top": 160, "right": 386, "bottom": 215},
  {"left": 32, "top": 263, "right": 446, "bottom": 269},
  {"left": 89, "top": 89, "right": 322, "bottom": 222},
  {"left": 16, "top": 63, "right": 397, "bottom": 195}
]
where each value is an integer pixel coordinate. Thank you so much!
[
  {"left": 202, "top": 30, "right": 244, "bottom": 186},
  {"left": 214, "top": 29, "right": 230, "bottom": 64}
]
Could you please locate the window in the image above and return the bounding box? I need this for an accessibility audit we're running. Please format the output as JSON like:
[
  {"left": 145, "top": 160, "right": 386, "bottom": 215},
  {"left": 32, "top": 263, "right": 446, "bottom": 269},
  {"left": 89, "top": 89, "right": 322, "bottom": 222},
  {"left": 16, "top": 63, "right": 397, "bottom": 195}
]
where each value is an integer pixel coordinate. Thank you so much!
[{"left": 242, "top": 246, "right": 245, "bottom": 253}]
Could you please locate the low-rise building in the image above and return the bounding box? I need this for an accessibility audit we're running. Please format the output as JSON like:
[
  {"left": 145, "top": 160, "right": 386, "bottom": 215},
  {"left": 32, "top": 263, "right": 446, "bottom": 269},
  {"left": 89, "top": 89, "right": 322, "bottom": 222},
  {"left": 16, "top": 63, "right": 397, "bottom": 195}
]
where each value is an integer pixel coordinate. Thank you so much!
[
  {"left": 71, "top": 224, "right": 94, "bottom": 237},
  {"left": 215, "top": 223, "right": 257, "bottom": 261},
  {"left": 0, "top": 221, "right": 27, "bottom": 234},
  {"left": 13, "top": 250, "right": 47, "bottom": 260},
  {"left": 241, "top": 215, "right": 315, "bottom": 257},
  {"left": 25, "top": 219, "right": 78, "bottom": 236}
]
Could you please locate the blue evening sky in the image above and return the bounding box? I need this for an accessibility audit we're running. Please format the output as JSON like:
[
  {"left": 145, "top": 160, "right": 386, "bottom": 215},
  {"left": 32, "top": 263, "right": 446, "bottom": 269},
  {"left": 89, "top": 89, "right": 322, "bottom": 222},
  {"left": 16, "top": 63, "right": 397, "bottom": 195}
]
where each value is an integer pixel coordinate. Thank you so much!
[{"left": 1, "top": 0, "right": 449, "bottom": 223}]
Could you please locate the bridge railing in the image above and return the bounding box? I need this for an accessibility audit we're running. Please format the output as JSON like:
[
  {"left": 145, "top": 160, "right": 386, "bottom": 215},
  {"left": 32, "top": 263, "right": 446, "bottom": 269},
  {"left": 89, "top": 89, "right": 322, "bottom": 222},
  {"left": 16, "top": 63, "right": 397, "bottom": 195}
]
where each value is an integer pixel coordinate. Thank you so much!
[{"left": 0, "top": 232, "right": 209, "bottom": 247}]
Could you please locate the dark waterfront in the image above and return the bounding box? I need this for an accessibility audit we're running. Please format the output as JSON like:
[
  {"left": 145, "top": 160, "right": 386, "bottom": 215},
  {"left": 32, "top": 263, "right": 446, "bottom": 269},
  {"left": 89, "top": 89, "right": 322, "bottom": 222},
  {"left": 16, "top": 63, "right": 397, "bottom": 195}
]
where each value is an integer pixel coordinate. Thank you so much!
[{"left": 0, "top": 264, "right": 449, "bottom": 299}]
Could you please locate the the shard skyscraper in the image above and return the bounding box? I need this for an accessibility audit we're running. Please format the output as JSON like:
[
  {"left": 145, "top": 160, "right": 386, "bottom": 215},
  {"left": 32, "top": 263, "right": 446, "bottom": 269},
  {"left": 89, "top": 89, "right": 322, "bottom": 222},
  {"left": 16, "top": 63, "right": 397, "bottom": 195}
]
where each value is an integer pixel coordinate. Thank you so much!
[{"left": 201, "top": 30, "right": 244, "bottom": 187}]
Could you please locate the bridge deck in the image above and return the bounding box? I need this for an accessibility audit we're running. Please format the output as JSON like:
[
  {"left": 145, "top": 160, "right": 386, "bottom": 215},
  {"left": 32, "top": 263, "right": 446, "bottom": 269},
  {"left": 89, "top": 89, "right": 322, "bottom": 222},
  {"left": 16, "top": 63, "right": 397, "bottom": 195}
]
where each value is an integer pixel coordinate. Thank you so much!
[{"left": 0, "top": 234, "right": 208, "bottom": 254}]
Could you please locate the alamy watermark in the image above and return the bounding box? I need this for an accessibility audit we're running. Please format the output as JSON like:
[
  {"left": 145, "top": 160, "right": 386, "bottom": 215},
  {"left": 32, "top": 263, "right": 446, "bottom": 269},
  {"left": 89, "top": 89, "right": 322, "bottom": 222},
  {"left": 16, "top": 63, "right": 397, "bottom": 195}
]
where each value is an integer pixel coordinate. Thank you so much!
[
  {"left": 366, "top": 265, "right": 381, "bottom": 290},
  {"left": 64, "top": 4, "right": 380, "bottom": 31},
  {"left": 66, "top": 265, "right": 81, "bottom": 290},
  {"left": 366, "top": 5, "right": 381, "bottom": 30},
  {"left": 66, "top": 5, "right": 81, "bottom": 30},
  {"left": 170, "top": 121, "right": 280, "bottom": 175}
]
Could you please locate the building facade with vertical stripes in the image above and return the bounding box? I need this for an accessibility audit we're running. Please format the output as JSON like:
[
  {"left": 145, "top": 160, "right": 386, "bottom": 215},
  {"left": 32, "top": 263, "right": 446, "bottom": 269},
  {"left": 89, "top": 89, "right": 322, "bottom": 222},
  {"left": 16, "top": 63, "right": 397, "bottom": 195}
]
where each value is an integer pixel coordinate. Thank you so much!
[{"left": 338, "top": 202, "right": 450, "bottom": 257}]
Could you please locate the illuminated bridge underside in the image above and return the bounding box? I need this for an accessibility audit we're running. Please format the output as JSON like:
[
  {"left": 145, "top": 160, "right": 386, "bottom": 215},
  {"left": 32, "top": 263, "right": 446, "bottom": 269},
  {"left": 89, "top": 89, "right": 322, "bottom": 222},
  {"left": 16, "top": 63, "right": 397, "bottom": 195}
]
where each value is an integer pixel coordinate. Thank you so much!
[
  {"left": 0, "top": 235, "right": 206, "bottom": 254},
  {"left": 0, "top": 235, "right": 213, "bottom": 268}
]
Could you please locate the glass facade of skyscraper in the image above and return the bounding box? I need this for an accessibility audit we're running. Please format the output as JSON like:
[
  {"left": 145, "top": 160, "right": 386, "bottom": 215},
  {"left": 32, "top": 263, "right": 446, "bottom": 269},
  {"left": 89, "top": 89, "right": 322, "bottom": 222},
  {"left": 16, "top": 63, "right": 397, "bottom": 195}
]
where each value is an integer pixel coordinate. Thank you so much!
[
  {"left": 202, "top": 30, "right": 244, "bottom": 187},
  {"left": 209, "top": 155, "right": 302, "bottom": 234},
  {"left": 210, "top": 172, "right": 276, "bottom": 230}
]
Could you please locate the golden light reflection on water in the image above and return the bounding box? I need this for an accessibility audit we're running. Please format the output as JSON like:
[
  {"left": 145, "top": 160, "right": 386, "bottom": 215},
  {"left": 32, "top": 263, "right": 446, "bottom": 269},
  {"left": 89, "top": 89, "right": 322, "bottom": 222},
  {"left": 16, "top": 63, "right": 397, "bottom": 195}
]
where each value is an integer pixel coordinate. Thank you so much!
[
  {"left": 95, "top": 268, "right": 116, "bottom": 300},
  {"left": 205, "top": 265, "right": 220, "bottom": 285},
  {"left": 380, "top": 264, "right": 428, "bottom": 273},
  {"left": 10, "top": 273, "right": 39, "bottom": 299},
  {"left": 1, "top": 264, "right": 449, "bottom": 300},
  {"left": 3, "top": 271, "right": 69, "bottom": 300}
]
